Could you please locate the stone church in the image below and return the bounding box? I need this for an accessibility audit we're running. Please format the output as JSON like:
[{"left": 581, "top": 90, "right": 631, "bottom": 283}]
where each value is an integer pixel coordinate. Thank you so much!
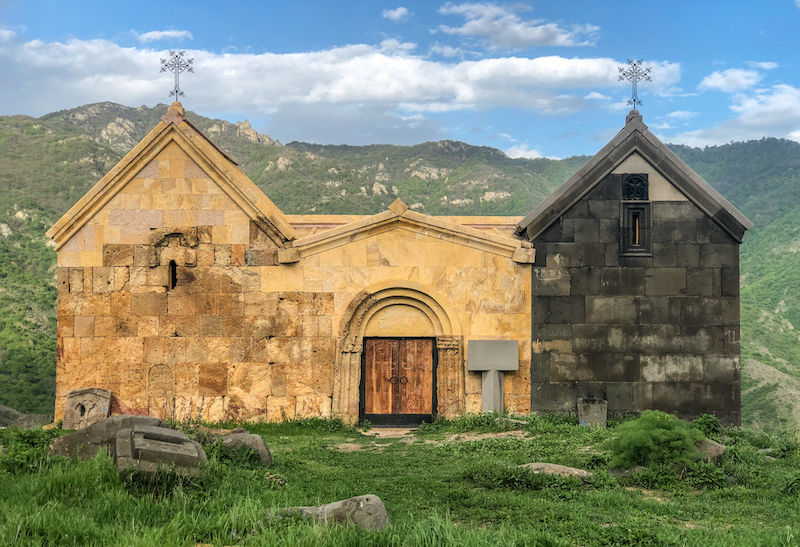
[{"left": 47, "top": 102, "right": 751, "bottom": 426}]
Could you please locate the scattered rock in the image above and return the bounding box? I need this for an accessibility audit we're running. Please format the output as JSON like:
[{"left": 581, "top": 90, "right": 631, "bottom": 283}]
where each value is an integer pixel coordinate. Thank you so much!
[
  {"left": 519, "top": 462, "right": 593, "bottom": 479},
  {"left": 280, "top": 495, "right": 390, "bottom": 531},
  {"left": 115, "top": 425, "right": 206, "bottom": 478},
  {"left": 696, "top": 439, "right": 727, "bottom": 463},
  {"left": 47, "top": 414, "right": 168, "bottom": 460},
  {"left": 220, "top": 433, "right": 273, "bottom": 465},
  {"left": 63, "top": 388, "right": 112, "bottom": 430},
  {"left": 0, "top": 403, "right": 52, "bottom": 429}
]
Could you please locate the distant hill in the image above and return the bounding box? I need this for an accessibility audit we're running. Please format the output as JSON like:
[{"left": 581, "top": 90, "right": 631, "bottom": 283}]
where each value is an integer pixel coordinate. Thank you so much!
[{"left": 1, "top": 102, "right": 799, "bottom": 431}]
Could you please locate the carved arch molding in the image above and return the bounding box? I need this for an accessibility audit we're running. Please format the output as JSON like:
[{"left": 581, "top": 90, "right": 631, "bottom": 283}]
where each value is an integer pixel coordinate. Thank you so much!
[{"left": 333, "top": 286, "right": 464, "bottom": 422}]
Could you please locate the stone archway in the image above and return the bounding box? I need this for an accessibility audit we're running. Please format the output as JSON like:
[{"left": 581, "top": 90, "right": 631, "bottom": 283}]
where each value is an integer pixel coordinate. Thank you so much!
[{"left": 333, "top": 284, "right": 464, "bottom": 422}]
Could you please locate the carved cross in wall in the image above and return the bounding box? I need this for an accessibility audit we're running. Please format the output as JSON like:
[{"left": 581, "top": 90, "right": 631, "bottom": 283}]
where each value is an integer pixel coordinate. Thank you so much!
[
  {"left": 160, "top": 50, "right": 194, "bottom": 99},
  {"left": 618, "top": 59, "right": 651, "bottom": 107}
]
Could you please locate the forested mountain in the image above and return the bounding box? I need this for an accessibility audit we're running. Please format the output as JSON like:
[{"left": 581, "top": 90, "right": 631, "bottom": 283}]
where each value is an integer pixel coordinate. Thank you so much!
[{"left": 1, "top": 102, "right": 798, "bottom": 431}]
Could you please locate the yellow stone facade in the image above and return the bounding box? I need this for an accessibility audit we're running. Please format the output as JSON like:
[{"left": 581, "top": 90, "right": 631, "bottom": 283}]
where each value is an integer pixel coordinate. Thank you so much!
[{"left": 48, "top": 102, "right": 534, "bottom": 423}]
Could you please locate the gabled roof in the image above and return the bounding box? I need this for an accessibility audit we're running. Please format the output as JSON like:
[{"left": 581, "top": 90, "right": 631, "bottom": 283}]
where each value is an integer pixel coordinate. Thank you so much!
[
  {"left": 47, "top": 101, "right": 296, "bottom": 250},
  {"left": 514, "top": 110, "right": 754, "bottom": 243},
  {"left": 291, "top": 198, "right": 535, "bottom": 263}
]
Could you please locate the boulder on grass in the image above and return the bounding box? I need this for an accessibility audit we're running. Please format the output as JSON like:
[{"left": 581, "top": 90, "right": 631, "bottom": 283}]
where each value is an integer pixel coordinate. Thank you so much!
[
  {"left": 696, "top": 439, "right": 727, "bottom": 463},
  {"left": 0, "top": 403, "right": 52, "bottom": 429},
  {"left": 280, "top": 494, "right": 390, "bottom": 531},
  {"left": 519, "top": 462, "right": 593, "bottom": 479},
  {"left": 220, "top": 433, "right": 272, "bottom": 465},
  {"left": 115, "top": 425, "right": 206, "bottom": 478},
  {"left": 47, "top": 415, "right": 168, "bottom": 460}
]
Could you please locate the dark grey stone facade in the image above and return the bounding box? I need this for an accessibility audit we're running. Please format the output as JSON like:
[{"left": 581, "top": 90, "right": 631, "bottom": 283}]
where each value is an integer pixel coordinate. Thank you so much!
[{"left": 527, "top": 173, "right": 742, "bottom": 424}]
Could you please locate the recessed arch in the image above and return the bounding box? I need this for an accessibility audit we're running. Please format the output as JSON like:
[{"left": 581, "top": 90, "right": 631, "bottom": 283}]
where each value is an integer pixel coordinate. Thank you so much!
[{"left": 333, "top": 283, "right": 464, "bottom": 422}]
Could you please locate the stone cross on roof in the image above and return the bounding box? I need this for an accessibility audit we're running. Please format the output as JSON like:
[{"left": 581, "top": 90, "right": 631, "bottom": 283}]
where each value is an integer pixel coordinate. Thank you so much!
[
  {"left": 160, "top": 50, "right": 194, "bottom": 99},
  {"left": 618, "top": 59, "right": 651, "bottom": 107}
]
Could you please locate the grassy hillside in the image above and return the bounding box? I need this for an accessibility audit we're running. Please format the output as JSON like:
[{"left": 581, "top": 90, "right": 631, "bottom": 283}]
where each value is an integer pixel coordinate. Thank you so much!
[{"left": 2, "top": 102, "right": 800, "bottom": 431}]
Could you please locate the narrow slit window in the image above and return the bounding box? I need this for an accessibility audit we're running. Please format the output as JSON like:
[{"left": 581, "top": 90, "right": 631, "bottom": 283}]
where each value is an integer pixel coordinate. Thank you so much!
[
  {"left": 620, "top": 202, "right": 651, "bottom": 255},
  {"left": 169, "top": 260, "right": 178, "bottom": 290}
]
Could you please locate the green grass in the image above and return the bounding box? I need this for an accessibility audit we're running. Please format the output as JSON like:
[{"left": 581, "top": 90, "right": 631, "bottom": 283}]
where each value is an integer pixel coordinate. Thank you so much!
[{"left": 2, "top": 415, "right": 800, "bottom": 546}]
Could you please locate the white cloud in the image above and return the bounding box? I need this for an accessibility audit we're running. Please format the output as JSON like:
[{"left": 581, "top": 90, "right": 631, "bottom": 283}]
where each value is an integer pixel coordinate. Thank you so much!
[
  {"left": 652, "top": 122, "right": 673, "bottom": 130},
  {"left": 134, "top": 30, "right": 193, "bottom": 43},
  {"left": 382, "top": 7, "right": 410, "bottom": 22},
  {"left": 584, "top": 91, "right": 609, "bottom": 100},
  {"left": 437, "top": 2, "right": 599, "bottom": 49},
  {"left": 698, "top": 68, "right": 762, "bottom": 92},
  {"left": 795, "top": 0, "right": 800, "bottom": 9},
  {"left": 0, "top": 29, "right": 16, "bottom": 42},
  {"left": 671, "top": 85, "right": 800, "bottom": 147},
  {"left": 748, "top": 61, "right": 778, "bottom": 70},
  {"left": 666, "top": 110, "right": 697, "bottom": 120},
  {"left": 505, "top": 143, "right": 543, "bottom": 159},
  {"left": 429, "top": 43, "right": 474, "bottom": 58},
  {"left": 0, "top": 34, "right": 681, "bottom": 145}
]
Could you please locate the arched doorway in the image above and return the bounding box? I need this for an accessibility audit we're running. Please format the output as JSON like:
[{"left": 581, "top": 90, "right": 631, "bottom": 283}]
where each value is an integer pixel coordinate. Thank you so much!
[{"left": 333, "top": 284, "right": 464, "bottom": 424}]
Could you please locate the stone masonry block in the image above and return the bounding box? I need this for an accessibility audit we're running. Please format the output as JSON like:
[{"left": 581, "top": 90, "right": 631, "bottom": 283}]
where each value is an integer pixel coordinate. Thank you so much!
[
  {"left": 585, "top": 296, "right": 614, "bottom": 323},
  {"left": 704, "top": 355, "right": 739, "bottom": 382},
  {"left": 530, "top": 382, "right": 577, "bottom": 412},
  {"left": 573, "top": 219, "right": 600, "bottom": 242},
  {"left": 92, "top": 267, "right": 114, "bottom": 293},
  {"left": 600, "top": 268, "right": 646, "bottom": 296},
  {"left": 605, "top": 383, "right": 635, "bottom": 411},
  {"left": 132, "top": 293, "right": 167, "bottom": 316},
  {"left": 588, "top": 200, "right": 618, "bottom": 219},
  {"left": 546, "top": 243, "right": 582, "bottom": 268},
  {"left": 720, "top": 268, "right": 740, "bottom": 297},
  {"left": 699, "top": 244, "right": 738, "bottom": 268},
  {"left": 581, "top": 243, "right": 606, "bottom": 267},
  {"left": 687, "top": 268, "right": 714, "bottom": 296},
  {"left": 530, "top": 353, "right": 551, "bottom": 382},
  {"left": 664, "top": 356, "right": 703, "bottom": 384},
  {"left": 570, "top": 268, "right": 601, "bottom": 296},
  {"left": 103, "top": 244, "right": 134, "bottom": 267},
  {"left": 652, "top": 202, "right": 684, "bottom": 220},
  {"left": 652, "top": 243, "right": 677, "bottom": 268},
  {"left": 533, "top": 268, "right": 571, "bottom": 296},
  {"left": 676, "top": 244, "right": 700, "bottom": 267},
  {"left": 646, "top": 268, "right": 687, "bottom": 296}
]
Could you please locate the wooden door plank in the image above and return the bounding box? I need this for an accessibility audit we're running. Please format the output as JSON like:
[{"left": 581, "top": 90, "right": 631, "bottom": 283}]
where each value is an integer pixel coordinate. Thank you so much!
[
  {"left": 398, "top": 339, "right": 433, "bottom": 414},
  {"left": 365, "top": 339, "right": 397, "bottom": 414}
]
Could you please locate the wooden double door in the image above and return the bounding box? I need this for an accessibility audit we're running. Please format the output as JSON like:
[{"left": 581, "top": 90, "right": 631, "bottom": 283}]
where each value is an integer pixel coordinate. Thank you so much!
[{"left": 362, "top": 338, "right": 436, "bottom": 426}]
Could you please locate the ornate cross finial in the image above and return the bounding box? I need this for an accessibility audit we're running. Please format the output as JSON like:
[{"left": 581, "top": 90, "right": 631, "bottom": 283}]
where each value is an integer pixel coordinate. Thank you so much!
[
  {"left": 618, "top": 59, "right": 651, "bottom": 107},
  {"left": 160, "top": 50, "right": 194, "bottom": 99}
]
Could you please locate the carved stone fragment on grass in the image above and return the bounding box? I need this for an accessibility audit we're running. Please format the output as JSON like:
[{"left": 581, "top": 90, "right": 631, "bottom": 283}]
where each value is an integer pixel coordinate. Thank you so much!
[
  {"left": 115, "top": 424, "right": 207, "bottom": 478},
  {"left": 279, "top": 494, "right": 390, "bottom": 531},
  {"left": 63, "top": 387, "right": 112, "bottom": 430},
  {"left": 47, "top": 414, "right": 168, "bottom": 459}
]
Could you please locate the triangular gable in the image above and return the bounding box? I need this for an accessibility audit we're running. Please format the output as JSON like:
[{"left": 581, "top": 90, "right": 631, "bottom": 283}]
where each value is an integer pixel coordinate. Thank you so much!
[
  {"left": 47, "top": 102, "right": 296, "bottom": 250},
  {"left": 292, "top": 198, "right": 535, "bottom": 263},
  {"left": 514, "top": 110, "right": 754, "bottom": 243}
]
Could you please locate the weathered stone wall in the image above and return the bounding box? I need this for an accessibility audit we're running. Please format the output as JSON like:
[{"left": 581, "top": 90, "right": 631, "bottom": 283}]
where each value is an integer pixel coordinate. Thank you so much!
[
  {"left": 55, "top": 141, "right": 532, "bottom": 423},
  {"left": 529, "top": 157, "right": 741, "bottom": 425}
]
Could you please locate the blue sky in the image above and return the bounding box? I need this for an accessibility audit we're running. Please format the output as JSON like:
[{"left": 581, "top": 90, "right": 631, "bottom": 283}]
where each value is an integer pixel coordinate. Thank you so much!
[{"left": 1, "top": 0, "right": 800, "bottom": 159}]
